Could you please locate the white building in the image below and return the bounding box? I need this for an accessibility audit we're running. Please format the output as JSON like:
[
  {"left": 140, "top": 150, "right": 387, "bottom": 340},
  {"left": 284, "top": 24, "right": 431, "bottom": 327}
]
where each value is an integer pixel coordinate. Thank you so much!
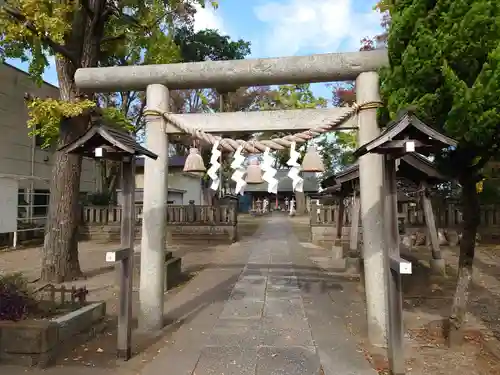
[
  {"left": 132, "top": 155, "right": 205, "bottom": 205},
  {"left": 0, "top": 63, "right": 98, "bottom": 231}
]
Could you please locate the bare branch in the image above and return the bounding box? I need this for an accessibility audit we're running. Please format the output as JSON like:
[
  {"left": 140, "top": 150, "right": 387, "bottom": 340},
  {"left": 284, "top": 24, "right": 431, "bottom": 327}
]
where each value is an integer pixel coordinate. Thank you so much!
[
  {"left": 2, "top": 5, "right": 79, "bottom": 66},
  {"left": 133, "top": 97, "right": 147, "bottom": 132}
]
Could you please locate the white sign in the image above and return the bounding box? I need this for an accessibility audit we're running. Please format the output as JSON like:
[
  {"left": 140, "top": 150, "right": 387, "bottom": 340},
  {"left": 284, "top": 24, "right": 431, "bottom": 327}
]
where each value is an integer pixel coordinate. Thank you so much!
[{"left": 0, "top": 178, "right": 18, "bottom": 233}]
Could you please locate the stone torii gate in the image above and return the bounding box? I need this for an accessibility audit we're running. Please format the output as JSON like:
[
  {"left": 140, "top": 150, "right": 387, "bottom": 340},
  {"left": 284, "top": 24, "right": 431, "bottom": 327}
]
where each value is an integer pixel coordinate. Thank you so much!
[{"left": 75, "top": 49, "right": 390, "bottom": 347}]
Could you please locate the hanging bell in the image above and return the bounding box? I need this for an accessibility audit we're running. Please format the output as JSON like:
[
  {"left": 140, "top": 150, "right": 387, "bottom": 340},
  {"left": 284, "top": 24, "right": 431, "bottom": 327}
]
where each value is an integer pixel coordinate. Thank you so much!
[
  {"left": 183, "top": 147, "right": 206, "bottom": 173},
  {"left": 245, "top": 159, "right": 264, "bottom": 184},
  {"left": 301, "top": 145, "right": 325, "bottom": 173}
]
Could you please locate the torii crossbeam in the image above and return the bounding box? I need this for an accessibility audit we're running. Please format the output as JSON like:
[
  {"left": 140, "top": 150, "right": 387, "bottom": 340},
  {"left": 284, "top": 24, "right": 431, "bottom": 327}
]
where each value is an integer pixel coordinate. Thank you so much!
[{"left": 74, "top": 49, "right": 391, "bottom": 349}]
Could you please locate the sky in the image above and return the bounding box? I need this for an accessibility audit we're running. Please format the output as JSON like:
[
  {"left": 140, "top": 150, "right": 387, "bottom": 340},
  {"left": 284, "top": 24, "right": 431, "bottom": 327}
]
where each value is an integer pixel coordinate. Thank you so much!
[{"left": 6, "top": 0, "right": 383, "bottom": 100}]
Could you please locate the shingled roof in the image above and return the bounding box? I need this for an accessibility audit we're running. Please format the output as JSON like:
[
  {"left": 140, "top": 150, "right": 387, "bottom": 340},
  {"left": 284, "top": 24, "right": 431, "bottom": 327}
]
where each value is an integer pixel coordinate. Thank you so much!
[
  {"left": 243, "top": 170, "right": 319, "bottom": 193},
  {"left": 327, "top": 152, "right": 447, "bottom": 187},
  {"left": 59, "top": 122, "right": 157, "bottom": 160},
  {"left": 354, "top": 110, "right": 457, "bottom": 157}
]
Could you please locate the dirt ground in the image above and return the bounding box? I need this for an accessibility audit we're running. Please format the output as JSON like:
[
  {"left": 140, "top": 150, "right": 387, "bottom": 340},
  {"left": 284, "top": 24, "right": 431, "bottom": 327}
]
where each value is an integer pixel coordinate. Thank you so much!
[
  {"left": 3, "top": 215, "right": 500, "bottom": 374},
  {"left": 290, "top": 215, "right": 500, "bottom": 375},
  {"left": 0, "top": 215, "right": 260, "bottom": 371}
]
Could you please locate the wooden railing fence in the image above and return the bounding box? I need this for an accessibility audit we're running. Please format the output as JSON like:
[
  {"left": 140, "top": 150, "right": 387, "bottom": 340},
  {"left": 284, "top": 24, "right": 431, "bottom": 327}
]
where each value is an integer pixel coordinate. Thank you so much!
[
  {"left": 81, "top": 204, "right": 237, "bottom": 226},
  {"left": 310, "top": 202, "right": 500, "bottom": 228}
]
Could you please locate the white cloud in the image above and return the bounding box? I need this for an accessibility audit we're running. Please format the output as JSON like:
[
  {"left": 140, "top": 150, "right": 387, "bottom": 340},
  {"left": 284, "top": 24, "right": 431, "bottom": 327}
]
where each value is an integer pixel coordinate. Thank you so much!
[
  {"left": 193, "top": 3, "right": 225, "bottom": 33},
  {"left": 253, "top": 0, "right": 382, "bottom": 57}
]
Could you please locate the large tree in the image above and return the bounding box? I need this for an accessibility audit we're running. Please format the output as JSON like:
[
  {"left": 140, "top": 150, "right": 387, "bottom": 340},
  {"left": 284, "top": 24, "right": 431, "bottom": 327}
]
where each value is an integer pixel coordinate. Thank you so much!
[
  {"left": 0, "top": 0, "right": 215, "bottom": 282},
  {"left": 380, "top": 0, "right": 500, "bottom": 343}
]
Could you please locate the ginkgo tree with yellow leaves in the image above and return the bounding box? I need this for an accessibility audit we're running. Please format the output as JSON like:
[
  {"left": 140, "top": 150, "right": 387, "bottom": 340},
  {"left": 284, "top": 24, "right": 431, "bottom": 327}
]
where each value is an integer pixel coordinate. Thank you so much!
[{"left": 0, "top": 0, "right": 217, "bottom": 282}]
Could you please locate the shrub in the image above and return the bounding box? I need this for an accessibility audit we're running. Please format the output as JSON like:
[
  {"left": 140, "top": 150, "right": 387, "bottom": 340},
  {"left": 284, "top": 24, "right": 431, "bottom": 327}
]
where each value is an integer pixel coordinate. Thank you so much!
[{"left": 0, "top": 273, "right": 36, "bottom": 321}]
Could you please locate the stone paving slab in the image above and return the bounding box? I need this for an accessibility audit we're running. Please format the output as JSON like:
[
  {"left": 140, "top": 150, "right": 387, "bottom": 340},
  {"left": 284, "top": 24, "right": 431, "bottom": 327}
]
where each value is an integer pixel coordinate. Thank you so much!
[
  {"left": 194, "top": 346, "right": 258, "bottom": 375},
  {"left": 138, "top": 215, "right": 375, "bottom": 375},
  {"left": 256, "top": 346, "right": 321, "bottom": 375}
]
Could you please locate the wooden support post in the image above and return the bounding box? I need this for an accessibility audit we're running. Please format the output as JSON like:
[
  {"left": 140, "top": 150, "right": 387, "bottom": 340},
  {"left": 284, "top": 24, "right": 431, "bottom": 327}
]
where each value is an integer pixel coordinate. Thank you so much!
[
  {"left": 349, "top": 194, "right": 361, "bottom": 257},
  {"left": 116, "top": 157, "right": 135, "bottom": 360},
  {"left": 346, "top": 193, "right": 362, "bottom": 272},
  {"left": 421, "top": 183, "right": 445, "bottom": 274},
  {"left": 334, "top": 196, "right": 345, "bottom": 247},
  {"left": 384, "top": 156, "right": 405, "bottom": 375}
]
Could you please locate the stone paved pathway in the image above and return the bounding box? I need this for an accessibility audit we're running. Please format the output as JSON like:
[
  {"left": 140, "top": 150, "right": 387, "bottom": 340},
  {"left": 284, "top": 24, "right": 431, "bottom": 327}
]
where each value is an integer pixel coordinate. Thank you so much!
[{"left": 141, "top": 215, "right": 376, "bottom": 375}]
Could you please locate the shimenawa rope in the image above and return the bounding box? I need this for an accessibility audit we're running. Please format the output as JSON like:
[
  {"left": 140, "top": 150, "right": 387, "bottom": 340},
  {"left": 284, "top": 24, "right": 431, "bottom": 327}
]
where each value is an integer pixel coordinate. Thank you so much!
[{"left": 143, "top": 101, "right": 382, "bottom": 153}]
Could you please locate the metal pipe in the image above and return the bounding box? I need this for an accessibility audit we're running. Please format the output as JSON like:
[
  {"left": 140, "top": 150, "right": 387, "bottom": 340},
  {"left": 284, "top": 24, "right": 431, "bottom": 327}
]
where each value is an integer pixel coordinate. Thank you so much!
[
  {"left": 74, "top": 50, "right": 389, "bottom": 92},
  {"left": 29, "top": 131, "right": 36, "bottom": 223}
]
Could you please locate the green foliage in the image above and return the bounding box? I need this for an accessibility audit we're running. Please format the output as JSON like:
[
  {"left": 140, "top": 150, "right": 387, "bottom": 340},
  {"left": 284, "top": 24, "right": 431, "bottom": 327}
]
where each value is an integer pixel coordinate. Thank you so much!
[
  {"left": 26, "top": 97, "right": 96, "bottom": 148},
  {"left": 26, "top": 97, "right": 135, "bottom": 148},
  {"left": 0, "top": 1, "right": 75, "bottom": 82},
  {"left": 0, "top": 0, "right": 218, "bottom": 147},
  {"left": 380, "top": 0, "right": 500, "bottom": 179},
  {"left": 259, "top": 84, "right": 327, "bottom": 110},
  {"left": 174, "top": 26, "right": 251, "bottom": 63},
  {"left": 317, "top": 131, "right": 357, "bottom": 175},
  {"left": 101, "top": 107, "right": 135, "bottom": 132},
  {"left": 256, "top": 84, "right": 327, "bottom": 167}
]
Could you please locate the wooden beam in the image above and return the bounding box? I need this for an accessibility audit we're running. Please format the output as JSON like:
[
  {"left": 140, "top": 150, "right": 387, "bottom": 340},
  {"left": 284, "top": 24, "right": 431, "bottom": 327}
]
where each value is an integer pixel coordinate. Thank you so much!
[
  {"left": 349, "top": 195, "right": 361, "bottom": 257},
  {"left": 74, "top": 49, "right": 389, "bottom": 92},
  {"left": 116, "top": 158, "right": 135, "bottom": 361},
  {"left": 164, "top": 108, "right": 357, "bottom": 134},
  {"left": 335, "top": 197, "right": 345, "bottom": 246},
  {"left": 384, "top": 156, "right": 405, "bottom": 375}
]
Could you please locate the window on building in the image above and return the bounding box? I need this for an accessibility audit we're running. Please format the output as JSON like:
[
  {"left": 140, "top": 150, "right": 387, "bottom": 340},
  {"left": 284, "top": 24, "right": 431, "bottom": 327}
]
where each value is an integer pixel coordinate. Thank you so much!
[
  {"left": 33, "top": 189, "right": 50, "bottom": 216},
  {"left": 33, "top": 123, "right": 45, "bottom": 147},
  {"left": 18, "top": 188, "right": 27, "bottom": 219},
  {"left": 35, "top": 134, "right": 44, "bottom": 147}
]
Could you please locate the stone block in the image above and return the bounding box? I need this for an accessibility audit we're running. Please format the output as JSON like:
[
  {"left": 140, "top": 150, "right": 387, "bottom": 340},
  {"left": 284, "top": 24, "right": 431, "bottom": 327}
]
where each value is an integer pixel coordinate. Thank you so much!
[
  {"left": 0, "top": 302, "right": 106, "bottom": 367},
  {"left": 447, "top": 230, "right": 460, "bottom": 246},
  {"left": 331, "top": 245, "right": 344, "bottom": 260},
  {"left": 167, "top": 224, "right": 237, "bottom": 244},
  {"left": 165, "top": 257, "right": 182, "bottom": 290},
  {"left": 345, "top": 257, "right": 361, "bottom": 274},
  {"left": 0, "top": 320, "right": 58, "bottom": 354},
  {"left": 429, "top": 258, "right": 446, "bottom": 276}
]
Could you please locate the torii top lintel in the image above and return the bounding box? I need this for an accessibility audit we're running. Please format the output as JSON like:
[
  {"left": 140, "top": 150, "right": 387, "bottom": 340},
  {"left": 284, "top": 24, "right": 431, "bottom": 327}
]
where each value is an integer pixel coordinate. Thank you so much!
[{"left": 74, "top": 49, "right": 389, "bottom": 93}]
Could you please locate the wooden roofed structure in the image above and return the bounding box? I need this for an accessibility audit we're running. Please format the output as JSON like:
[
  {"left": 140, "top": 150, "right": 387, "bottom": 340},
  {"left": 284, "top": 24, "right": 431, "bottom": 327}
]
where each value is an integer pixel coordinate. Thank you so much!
[
  {"left": 59, "top": 121, "right": 157, "bottom": 360},
  {"left": 317, "top": 111, "right": 457, "bottom": 289},
  {"left": 59, "top": 121, "right": 157, "bottom": 160},
  {"left": 321, "top": 152, "right": 447, "bottom": 198},
  {"left": 353, "top": 109, "right": 457, "bottom": 157}
]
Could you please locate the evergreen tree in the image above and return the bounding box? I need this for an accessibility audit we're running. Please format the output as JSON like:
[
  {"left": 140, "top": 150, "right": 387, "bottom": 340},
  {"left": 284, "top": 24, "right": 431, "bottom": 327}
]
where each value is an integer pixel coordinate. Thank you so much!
[{"left": 381, "top": 0, "right": 500, "bottom": 344}]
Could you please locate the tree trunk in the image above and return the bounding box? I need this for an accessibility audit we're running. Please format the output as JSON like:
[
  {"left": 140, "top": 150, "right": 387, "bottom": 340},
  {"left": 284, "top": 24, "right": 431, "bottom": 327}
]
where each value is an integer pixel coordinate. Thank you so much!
[
  {"left": 447, "top": 176, "right": 480, "bottom": 346},
  {"left": 40, "top": 0, "right": 105, "bottom": 282},
  {"left": 41, "top": 121, "right": 87, "bottom": 281}
]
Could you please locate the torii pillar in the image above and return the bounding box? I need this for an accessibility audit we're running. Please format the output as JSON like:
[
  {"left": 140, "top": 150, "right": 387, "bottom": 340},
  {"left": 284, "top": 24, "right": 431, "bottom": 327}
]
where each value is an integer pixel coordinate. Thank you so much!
[
  {"left": 139, "top": 85, "right": 170, "bottom": 331},
  {"left": 356, "top": 72, "right": 389, "bottom": 347}
]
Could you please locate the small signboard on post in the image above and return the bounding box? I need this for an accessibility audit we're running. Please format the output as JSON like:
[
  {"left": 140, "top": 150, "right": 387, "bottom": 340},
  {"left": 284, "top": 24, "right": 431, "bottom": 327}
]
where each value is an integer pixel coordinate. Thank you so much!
[{"left": 59, "top": 121, "right": 157, "bottom": 360}]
